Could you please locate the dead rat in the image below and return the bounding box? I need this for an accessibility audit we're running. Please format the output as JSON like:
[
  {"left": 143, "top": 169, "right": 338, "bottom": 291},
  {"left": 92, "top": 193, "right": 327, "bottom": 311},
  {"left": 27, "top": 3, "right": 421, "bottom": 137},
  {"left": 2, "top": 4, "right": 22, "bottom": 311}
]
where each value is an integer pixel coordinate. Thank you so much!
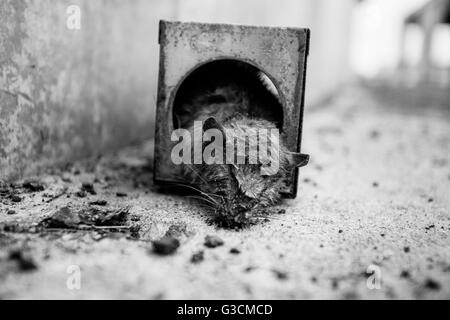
[{"left": 173, "top": 60, "right": 308, "bottom": 227}]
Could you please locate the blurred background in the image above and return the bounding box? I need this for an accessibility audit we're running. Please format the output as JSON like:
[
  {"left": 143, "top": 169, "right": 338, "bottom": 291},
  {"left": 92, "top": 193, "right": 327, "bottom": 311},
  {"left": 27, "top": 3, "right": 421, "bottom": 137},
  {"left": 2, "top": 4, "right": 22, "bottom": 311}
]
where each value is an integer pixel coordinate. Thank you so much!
[{"left": 1, "top": 0, "right": 449, "bottom": 180}]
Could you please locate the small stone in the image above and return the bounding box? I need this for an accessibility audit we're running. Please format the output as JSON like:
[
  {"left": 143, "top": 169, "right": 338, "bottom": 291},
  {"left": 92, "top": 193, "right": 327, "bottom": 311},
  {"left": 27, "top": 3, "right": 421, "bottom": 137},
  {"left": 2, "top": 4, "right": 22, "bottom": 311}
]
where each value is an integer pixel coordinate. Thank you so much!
[
  {"left": 9, "top": 250, "right": 37, "bottom": 272},
  {"left": 10, "top": 195, "right": 22, "bottom": 203},
  {"left": 204, "top": 235, "right": 224, "bottom": 248},
  {"left": 7, "top": 210, "right": 17, "bottom": 215},
  {"left": 116, "top": 192, "right": 128, "bottom": 198},
  {"left": 403, "top": 246, "right": 410, "bottom": 253},
  {"left": 191, "top": 251, "right": 204, "bottom": 264},
  {"left": 230, "top": 248, "right": 241, "bottom": 255},
  {"left": 372, "top": 182, "right": 379, "bottom": 188},
  {"left": 22, "top": 180, "right": 45, "bottom": 192},
  {"left": 428, "top": 198, "right": 434, "bottom": 203},
  {"left": 76, "top": 191, "right": 87, "bottom": 198},
  {"left": 400, "top": 270, "right": 410, "bottom": 279},
  {"left": 41, "top": 207, "right": 80, "bottom": 229},
  {"left": 424, "top": 278, "right": 441, "bottom": 290},
  {"left": 244, "top": 266, "right": 256, "bottom": 273},
  {"left": 81, "top": 183, "right": 96, "bottom": 195},
  {"left": 272, "top": 269, "right": 288, "bottom": 280},
  {"left": 338, "top": 229, "right": 343, "bottom": 234},
  {"left": 152, "top": 236, "right": 180, "bottom": 255},
  {"left": 89, "top": 200, "right": 107, "bottom": 206}
]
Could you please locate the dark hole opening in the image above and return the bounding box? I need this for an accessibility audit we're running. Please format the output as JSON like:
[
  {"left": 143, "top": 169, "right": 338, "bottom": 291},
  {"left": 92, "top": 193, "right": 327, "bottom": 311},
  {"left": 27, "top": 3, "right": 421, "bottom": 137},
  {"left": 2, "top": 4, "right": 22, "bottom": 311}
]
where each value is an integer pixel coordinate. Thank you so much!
[{"left": 172, "top": 59, "right": 284, "bottom": 130}]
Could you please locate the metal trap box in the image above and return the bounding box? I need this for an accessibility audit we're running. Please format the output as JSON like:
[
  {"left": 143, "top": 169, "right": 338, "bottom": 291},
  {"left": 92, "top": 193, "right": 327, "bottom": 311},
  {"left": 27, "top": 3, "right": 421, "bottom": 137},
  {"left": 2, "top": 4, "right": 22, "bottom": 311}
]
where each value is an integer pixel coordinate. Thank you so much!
[{"left": 154, "top": 20, "right": 310, "bottom": 198}]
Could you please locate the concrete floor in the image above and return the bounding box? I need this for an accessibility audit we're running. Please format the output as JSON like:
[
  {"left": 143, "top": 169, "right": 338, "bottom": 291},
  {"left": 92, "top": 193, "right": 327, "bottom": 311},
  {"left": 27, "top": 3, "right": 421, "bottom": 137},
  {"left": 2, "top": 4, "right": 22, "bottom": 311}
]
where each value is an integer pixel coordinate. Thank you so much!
[{"left": 0, "top": 86, "right": 449, "bottom": 299}]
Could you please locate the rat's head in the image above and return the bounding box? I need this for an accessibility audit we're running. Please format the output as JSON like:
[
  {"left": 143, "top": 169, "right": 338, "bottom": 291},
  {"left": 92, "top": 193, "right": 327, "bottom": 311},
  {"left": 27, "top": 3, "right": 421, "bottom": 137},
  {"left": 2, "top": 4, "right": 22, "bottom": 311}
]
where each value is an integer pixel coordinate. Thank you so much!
[{"left": 189, "top": 117, "right": 309, "bottom": 227}]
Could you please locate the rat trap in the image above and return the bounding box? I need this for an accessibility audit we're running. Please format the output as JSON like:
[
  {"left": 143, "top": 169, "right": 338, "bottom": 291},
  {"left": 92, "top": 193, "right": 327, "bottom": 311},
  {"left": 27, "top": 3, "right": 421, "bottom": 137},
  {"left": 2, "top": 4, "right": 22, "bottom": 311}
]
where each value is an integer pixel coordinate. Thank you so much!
[{"left": 153, "top": 20, "right": 310, "bottom": 198}]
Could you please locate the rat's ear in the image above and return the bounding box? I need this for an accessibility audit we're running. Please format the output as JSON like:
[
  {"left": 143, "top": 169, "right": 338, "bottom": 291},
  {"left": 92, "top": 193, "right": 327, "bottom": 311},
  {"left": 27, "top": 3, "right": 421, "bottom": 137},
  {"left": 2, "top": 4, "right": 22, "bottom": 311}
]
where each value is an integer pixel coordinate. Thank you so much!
[
  {"left": 202, "top": 117, "right": 227, "bottom": 165},
  {"left": 203, "top": 117, "right": 226, "bottom": 137},
  {"left": 289, "top": 153, "right": 310, "bottom": 168}
]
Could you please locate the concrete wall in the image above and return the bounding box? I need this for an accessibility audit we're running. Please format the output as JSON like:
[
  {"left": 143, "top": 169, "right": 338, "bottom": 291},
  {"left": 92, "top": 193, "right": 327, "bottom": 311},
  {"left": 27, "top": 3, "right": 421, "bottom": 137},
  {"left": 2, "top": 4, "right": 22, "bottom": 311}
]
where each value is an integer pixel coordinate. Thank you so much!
[
  {"left": 0, "top": 0, "right": 176, "bottom": 180},
  {"left": 0, "top": 0, "right": 353, "bottom": 181}
]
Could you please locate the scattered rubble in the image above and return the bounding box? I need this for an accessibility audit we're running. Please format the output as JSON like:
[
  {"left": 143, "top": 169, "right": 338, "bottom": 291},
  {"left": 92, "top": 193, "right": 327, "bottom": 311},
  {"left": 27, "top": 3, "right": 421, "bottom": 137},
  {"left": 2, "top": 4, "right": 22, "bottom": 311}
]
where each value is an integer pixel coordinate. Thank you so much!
[
  {"left": 76, "top": 191, "right": 87, "bottom": 198},
  {"left": 90, "top": 200, "right": 108, "bottom": 206},
  {"left": 9, "top": 249, "right": 38, "bottom": 272},
  {"left": 10, "top": 195, "right": 22, "bottom": 203},
  {"left": 40, "top": 206, "right": 130, "bottom": 230},
  {"left": 230, "top": 248, "right": 240, "bottom": 255},
  {"left": 424, "top": 278, "right": 441, "bottom": 290},
  {"left": 400, "top": 270, "right": 411, "bottom": 279},
  {"left": 191, "top": 251, "right": 204, "bottom": 264},
  {"left": 272, "top": 269, "right": 288, "bottom": 280},
  {"left": 81, "top": 183, "right": 96, "bottom": 195},
  {"left": 152, "top": 236, "right": 180, "bottom": 255},
  {"left": 22, "top": 180, "right": 45, "bottom": 192},
  {"left": 42, "top": 207, "right": 81, "bottom": 229},
  {"left": 204, "top": 235, "right": 224, "bottom": 248}
]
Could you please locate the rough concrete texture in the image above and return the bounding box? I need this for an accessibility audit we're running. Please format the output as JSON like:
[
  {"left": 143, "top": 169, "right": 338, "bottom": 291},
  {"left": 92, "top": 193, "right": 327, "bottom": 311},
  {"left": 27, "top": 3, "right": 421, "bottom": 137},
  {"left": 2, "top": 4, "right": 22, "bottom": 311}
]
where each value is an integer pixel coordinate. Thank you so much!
[
  {"left": 0, "top": 0, "right": 176, "bottom": 181},
  {"left": 0, "top": 86, "right": 449, "bottom": 299}
]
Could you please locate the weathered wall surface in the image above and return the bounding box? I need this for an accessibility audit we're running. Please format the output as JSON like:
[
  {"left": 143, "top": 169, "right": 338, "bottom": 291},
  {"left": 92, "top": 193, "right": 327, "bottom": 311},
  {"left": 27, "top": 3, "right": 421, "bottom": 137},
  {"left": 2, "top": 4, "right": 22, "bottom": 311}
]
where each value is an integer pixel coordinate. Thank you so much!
[
  {"left": 0, "top": 0, "right": 175, "bottom": 181},
  {"left": 0, "top": 0, "right": 353, "bottom": 181}
]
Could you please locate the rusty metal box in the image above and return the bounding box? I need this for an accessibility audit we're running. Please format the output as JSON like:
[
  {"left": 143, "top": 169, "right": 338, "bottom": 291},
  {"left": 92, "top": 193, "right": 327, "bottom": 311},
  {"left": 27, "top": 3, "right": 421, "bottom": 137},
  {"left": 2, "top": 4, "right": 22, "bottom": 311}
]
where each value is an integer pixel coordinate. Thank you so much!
[{"left": 154, "top": 20, "right": 310, "bottom": 198}]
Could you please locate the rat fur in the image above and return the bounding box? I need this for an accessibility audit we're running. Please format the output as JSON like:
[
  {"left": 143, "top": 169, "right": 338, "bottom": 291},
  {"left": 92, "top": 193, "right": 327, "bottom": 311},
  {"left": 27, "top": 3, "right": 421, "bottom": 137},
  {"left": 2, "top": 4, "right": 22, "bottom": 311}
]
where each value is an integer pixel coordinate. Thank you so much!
[{"left": 173, "top": 60, "right": 308, "bottom": 227}]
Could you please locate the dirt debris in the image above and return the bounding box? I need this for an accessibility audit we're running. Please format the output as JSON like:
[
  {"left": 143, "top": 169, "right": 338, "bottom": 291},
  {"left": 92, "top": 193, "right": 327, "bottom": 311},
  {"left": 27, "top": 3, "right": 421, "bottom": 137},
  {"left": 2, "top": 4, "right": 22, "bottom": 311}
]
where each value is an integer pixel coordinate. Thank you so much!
[
  {"left": 272, "top": 269, "right": 288, "bottom": 280},
  {"left": 90, "top": 200, "right": 108, "bottom": 206},
  {"left": 400, "top": 270, "right": 411, "bottom": 279},
  {"left": 81, "top": 183, "right": 96, "bottom": 195},
  {"left": 10, "top": 195, "right": 22, "bottom": 203},
  {"left": 424, "top": 278, "right": 441, "bottom": 290},
  {"left": 40, "top": 206, "right": 130, "bottom": 230},
  {"left": 76, "top": 191, "right": 87, "bottom": 198},
  {"left": 204, "top": 235, "right": 224, "bottom": 248},
  {"left": 41, "top": 207, "right": 81, "bottom": 229},
  {"left": 191, "top": 251, "right": 204, "bottom": 264},
  {"left": 116, "top": 192, "right": 128, "bottom": 198},
  {"left": 22, "top": 180, "right": 45, "bottom": 192},
  {"left": 152, "top": 236, "right": 180, "bottom": 255},
  {"left": 230, "top": 248, "right": 240, "bottom": 255},
  {"left": 9, "top": 249, "right": 38, "bottom": 272}
]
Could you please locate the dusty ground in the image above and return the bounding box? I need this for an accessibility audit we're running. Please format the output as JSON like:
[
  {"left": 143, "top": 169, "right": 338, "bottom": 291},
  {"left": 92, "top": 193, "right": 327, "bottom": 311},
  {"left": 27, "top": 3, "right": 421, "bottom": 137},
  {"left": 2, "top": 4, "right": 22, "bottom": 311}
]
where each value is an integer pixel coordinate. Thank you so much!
[{"left": 0, "top": 85, "right": 449, "bottom": 299}]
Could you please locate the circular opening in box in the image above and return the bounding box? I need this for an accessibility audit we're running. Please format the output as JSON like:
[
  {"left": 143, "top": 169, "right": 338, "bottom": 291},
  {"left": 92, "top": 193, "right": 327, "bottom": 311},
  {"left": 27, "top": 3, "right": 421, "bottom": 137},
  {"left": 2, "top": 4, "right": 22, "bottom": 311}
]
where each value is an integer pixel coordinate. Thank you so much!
[{"left": 172, "top": 59, "right": 284, "bottom": 130}]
